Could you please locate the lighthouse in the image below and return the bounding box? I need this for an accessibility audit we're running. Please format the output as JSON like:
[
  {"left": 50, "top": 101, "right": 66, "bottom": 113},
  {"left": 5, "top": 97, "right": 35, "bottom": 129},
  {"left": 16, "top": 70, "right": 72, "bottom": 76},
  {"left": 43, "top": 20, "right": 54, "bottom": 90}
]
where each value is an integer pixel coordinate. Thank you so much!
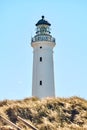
[{"left": 31, "top": 16, "right": 56, "bottom": 98}]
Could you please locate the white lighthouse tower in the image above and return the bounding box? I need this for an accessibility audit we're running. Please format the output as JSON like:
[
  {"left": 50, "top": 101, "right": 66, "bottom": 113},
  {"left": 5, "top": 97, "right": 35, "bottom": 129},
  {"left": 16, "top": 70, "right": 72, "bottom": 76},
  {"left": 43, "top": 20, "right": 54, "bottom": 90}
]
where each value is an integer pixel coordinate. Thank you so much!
[{"left": 31, "top": 16, "right": 56, "bottom": 98}]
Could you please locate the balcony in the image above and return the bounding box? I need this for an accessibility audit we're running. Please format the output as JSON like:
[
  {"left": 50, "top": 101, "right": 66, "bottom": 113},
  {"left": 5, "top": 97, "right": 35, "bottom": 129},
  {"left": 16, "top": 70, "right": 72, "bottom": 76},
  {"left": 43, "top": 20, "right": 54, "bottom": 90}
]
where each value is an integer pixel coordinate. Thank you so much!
[{"left": 31, "top": 35, "right": 55, "bottom": 43}]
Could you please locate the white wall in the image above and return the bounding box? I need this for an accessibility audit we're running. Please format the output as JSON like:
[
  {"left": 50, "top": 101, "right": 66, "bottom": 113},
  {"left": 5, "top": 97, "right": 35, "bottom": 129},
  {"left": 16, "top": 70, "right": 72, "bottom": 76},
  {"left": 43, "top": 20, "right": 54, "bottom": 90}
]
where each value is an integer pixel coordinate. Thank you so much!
[{"left": 32, "top": 41, "right": 55, "bottom": 98}]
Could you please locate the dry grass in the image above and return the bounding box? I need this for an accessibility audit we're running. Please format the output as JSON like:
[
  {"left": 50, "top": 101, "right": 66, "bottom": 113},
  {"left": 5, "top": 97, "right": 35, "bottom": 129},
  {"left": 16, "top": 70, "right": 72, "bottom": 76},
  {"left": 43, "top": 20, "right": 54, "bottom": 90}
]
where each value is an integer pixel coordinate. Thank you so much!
[{"left": 0, "top": 96, "right": 87, "bottom": 130}]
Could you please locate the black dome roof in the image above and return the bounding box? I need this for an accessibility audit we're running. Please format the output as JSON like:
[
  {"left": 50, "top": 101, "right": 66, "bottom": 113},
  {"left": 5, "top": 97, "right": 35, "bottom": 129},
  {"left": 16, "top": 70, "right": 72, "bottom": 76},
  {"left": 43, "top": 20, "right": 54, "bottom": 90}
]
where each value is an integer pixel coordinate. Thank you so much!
[{"left": 36, "top": 16, "right": 51, "bottom": 26}]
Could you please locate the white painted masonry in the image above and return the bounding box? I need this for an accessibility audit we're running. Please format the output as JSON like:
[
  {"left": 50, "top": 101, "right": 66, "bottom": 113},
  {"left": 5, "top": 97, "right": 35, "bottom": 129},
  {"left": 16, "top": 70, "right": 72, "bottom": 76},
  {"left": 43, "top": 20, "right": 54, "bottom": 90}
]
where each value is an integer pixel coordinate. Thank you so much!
[{"left": 31, "top": 16, "right": 56, "bottom": 98}]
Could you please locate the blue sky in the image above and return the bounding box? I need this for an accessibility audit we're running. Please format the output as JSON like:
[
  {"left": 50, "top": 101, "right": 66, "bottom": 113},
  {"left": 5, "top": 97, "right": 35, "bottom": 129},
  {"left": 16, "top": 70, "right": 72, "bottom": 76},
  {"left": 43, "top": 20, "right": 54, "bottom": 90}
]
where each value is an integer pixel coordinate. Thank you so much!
[{"left": 0, "top": 0, "right": 87, "bottom": 100}]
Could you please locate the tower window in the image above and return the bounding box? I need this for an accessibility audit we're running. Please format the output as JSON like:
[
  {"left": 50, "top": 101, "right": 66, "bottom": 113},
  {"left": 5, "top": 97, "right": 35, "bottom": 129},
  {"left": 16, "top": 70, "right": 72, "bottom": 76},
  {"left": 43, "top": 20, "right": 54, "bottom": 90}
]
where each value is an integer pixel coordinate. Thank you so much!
[
  {"left": 40, "top": 46, "right": 42, "bottom": 49},
  {"left": 40, "top": 57, "right": 42, "bottom": 62},
  {"left": 40, "top": 81, "right": 42, "bottom": 85}
]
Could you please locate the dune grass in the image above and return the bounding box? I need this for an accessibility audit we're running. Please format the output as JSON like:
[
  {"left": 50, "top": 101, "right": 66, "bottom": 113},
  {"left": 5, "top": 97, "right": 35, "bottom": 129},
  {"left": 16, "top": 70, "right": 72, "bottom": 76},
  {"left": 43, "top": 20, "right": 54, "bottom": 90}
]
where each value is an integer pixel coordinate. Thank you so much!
[{"left": 0, "top": 96, "right": 87, "bottom": 130}]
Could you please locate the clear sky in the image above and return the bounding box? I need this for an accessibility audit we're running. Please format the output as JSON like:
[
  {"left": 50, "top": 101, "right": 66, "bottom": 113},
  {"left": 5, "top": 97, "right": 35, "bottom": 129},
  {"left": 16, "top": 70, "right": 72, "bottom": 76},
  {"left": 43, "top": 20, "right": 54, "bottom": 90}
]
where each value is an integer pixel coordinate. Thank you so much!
[{"left": 0, "top": 0, "right": 87, "bottom": 100}]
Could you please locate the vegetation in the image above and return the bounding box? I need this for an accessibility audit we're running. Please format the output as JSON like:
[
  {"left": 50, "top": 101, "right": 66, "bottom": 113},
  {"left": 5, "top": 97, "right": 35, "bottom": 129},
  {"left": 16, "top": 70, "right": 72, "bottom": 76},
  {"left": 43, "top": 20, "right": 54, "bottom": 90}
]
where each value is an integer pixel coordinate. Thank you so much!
[{"left": 0, "top": 96, "right": 87, "bottom": 130}]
